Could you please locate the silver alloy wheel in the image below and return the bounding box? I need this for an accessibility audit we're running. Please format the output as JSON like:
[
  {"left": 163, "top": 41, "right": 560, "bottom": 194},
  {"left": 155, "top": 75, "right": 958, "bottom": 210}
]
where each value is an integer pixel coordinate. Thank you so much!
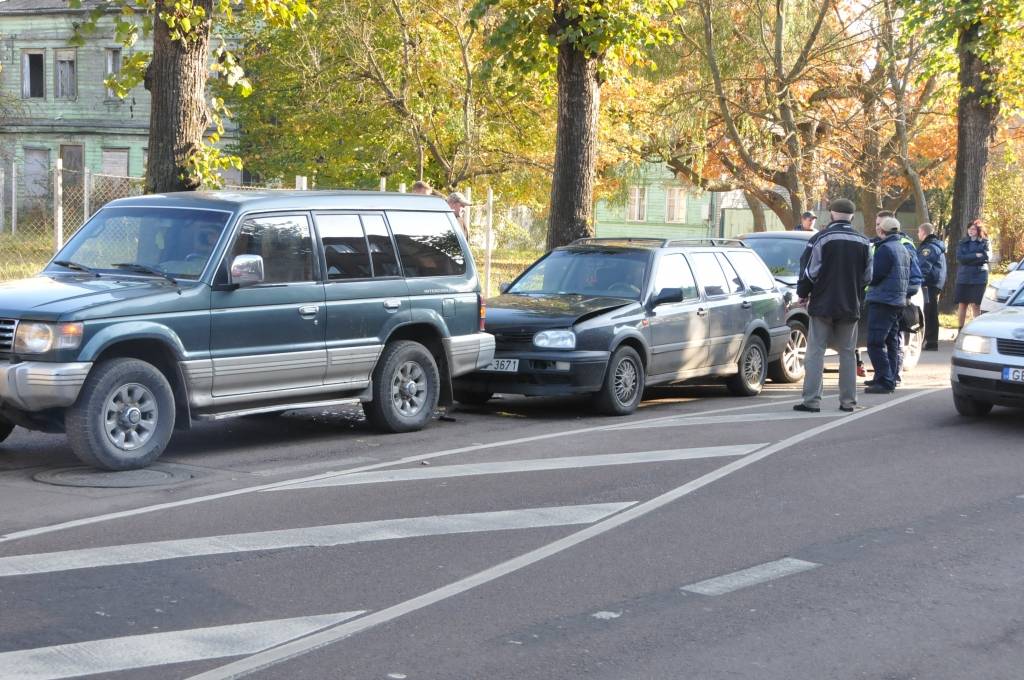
[
  {"left": 743, "top": 343, "right": 765, "bottom": 386},
  {"left": 391, "top": 360, "right": 427, "bottom": 417},
  {"left": 783, "top": 326, "right": 807, "bottom": 375},
  {"left": 614, "top": 356, "right": 640, "bottom": 405},
  {"left": 102, "top": 382, "right": 158, "bottom": 451}
]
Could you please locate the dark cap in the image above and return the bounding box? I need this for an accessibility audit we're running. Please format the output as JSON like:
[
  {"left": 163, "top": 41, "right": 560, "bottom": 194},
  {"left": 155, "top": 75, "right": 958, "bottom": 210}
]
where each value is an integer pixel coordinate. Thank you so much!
[
  {"left": 801, "top": 211, "right": 817, "bottom": 220},
  {"left": 828, "top": 198, "right": 856, "bottom": 214}
]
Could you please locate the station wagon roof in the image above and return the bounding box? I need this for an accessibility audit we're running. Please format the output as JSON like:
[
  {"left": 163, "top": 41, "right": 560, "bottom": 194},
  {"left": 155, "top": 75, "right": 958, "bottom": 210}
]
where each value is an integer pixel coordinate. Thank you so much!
[{"left": 106, "top": 190, "right": 452, "bottom": 213}]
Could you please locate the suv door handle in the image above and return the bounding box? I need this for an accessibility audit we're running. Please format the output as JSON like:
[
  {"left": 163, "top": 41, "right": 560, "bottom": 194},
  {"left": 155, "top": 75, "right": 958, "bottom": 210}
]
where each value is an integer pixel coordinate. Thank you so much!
[
  {"left": 298, "top": 305, "right": 319, "bottom": 317},
  {"left": 696, "top": 307, "right": 708, "bottom": 317},
  {"left": 741, "top": 301, "right": 752, "bottom": 309},
  {"left": 383, "top": 299, "right": 402, "bottom": 311}
]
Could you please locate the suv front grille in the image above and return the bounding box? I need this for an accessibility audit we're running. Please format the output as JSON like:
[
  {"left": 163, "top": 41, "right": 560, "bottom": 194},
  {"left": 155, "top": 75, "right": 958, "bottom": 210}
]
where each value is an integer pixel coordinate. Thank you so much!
[
  {"left": 997, "top": 338, "right": 1024, "bottom": 357},
  {"left": 0, "top": 319, "right": 15, "bottom": 353}
]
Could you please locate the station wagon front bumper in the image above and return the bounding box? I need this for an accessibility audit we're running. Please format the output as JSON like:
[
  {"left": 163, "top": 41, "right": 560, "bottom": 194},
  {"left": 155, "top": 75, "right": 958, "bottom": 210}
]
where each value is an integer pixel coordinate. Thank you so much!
[
  {"left": 456, "top": 349, "right": 611, "bottom": 396},
  {"left": 0, "top": 361, "right": 92, "bottom": 411}
]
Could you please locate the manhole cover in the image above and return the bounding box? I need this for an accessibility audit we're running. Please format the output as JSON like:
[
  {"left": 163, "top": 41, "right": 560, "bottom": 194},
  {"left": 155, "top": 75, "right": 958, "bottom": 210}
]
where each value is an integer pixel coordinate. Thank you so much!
[{"left": 34, "top": 464, "right": 194, "bottom": 488}]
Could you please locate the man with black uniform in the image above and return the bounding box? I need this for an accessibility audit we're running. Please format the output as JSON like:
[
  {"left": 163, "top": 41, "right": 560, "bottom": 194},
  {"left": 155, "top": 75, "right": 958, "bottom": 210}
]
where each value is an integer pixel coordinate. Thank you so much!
[{"left": 916, "top": 223, "right": 946, "bottom": 350}]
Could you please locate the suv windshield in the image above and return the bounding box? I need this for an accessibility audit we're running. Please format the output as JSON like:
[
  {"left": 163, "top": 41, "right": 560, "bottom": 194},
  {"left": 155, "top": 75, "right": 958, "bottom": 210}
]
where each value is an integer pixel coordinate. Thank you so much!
[
  {"left": 744, "top": 237, "right": 806, "bottom": 279},
  {"left": 50, "top": 206, "right": 231, "bottom": 280},
  {"left": 508, "top": 248, "right": 648, "bottom": 299}
]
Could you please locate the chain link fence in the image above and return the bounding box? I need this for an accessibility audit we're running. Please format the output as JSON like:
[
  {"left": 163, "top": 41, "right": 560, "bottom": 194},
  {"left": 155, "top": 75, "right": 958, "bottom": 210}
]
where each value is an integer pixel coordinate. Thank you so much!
[{"left": 0, "top": 161, "right": 144, "bottom": 280}]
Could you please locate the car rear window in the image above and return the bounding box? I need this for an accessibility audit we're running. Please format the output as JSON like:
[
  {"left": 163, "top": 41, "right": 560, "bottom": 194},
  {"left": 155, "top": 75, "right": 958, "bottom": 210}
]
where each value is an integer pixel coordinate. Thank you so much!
[{"left": 386, "top": 211, "right": 466, "bottom": 278}]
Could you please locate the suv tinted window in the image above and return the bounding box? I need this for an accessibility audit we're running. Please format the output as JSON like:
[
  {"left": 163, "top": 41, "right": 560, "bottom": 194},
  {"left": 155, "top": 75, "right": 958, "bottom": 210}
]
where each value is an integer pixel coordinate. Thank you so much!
[
  {"left": 716, "top": 252, "right": 745, "bottom": 293},
  {"left": 317, "top": 213, "right": 371, "bottom": 280},
  {"left": 653, "top": 253, "right": 699, "bottom": 299},
  {"left": 386, "top": 211, "right": 466, "bottom": 277},
  {"left": 229, "top": 214, "right": 315, "bottom": 284},
  {"left": 690, "top": 252, "right": 729, "bottom": 297},
  {"left": 361, "top": 214, "right": 401, "bottom": 277},
  {"left": 726, "top": 250, "right": 776, "bottom": 291}
]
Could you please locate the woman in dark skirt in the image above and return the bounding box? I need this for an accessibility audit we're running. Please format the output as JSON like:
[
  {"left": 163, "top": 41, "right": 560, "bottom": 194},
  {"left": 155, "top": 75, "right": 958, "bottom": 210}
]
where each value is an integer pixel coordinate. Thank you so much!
[{"left": 955, "top": 219, "right": 991, "bottom": 329}]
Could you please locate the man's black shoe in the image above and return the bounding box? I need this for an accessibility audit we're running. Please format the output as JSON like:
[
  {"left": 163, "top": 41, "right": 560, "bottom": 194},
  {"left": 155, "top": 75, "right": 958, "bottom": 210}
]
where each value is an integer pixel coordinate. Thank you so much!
[
  {"left": 864, "top": 385, "right": 894, "bottom": 394},
  {"left": 839, "top": 404, "right": 857, "bottom": 412},
  {"left": 864, "top": 379, "right": 877, "bottom": 387},
  {"left": 924, "top": 344, "right": 939, "bottom": 351},
  {"left": 793, "top": 403, "right": 820, "bottom": 413}
]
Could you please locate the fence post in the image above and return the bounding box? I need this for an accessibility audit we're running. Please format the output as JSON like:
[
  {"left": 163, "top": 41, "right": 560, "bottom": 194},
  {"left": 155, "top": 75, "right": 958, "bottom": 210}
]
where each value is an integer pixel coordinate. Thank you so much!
[
  {"left": 399, "top": 182, "right": 407, "bottom": 193},
  {"left": 0, "top": 168, "right": 5, "bottom": 233},
  {"left": 464, "top": 187, "right": 472, "bottom": 242},
  {"left": 83, "top": 168, "right": 91, "bottom": 220},
  {"left": 294, "top": 175, "right": 307, "bottom": 190},
  {"left": 379, "top": 176, "right": 386, "bottom": 192},
  {"left": 54, "top": 158, "right": 63, "bottom": 252},
  {"left": 485, "top": 188, "right": 494, "bottom": 299},
  {"left": 11, "top": 163, "right": 17, "bottom": 235}
]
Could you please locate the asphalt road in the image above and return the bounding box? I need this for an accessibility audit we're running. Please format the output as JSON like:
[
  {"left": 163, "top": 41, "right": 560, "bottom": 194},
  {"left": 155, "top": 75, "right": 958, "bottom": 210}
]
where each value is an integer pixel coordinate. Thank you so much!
[{"left": 2, "top": 344, "right": 1023, "bottom": 680}]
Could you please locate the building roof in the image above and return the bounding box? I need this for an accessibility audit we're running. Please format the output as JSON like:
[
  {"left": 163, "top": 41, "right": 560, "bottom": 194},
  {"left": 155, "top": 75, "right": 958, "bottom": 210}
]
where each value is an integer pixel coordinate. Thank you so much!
[{"left": 0, "top": 0, "right": 108, "bottom": 14}]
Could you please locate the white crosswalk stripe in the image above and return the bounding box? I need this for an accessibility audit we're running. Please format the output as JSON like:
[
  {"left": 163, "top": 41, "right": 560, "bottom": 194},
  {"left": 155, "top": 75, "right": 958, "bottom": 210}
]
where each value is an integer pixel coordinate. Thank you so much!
[
  {"left": 610, "top": 411, "right": 840, "bottom": 430},
  {"left": 269, "top": 444, "right": 765, "bottom": 491},
  {"left": 0, "top": 503, "right": 634, "bottom": 577},
  {"left": 0, "top": 610, "right": 366, "bottom": 680}
]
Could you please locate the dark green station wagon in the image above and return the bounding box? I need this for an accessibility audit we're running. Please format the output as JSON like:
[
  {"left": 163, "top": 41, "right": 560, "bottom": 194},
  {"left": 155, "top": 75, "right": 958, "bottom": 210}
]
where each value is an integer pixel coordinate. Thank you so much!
[{"left": 0, "top": 191, "right": 494, "bottom": 470}]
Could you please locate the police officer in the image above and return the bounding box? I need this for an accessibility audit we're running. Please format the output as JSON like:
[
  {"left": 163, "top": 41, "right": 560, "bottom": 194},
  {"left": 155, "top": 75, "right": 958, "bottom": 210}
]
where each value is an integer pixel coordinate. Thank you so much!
[{"left": 916, "top": 223, "right": 946, "bottom": 350}]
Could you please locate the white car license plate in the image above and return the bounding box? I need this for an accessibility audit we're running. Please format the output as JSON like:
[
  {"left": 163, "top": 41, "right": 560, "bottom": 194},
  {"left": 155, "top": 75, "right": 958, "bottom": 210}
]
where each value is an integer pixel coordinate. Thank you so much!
[
  {"left": 482, "top": 359, "right": 519, "bottom": 373},
  {"left": 1003, "top": 367, "right": 1024, "bottom": 383}
]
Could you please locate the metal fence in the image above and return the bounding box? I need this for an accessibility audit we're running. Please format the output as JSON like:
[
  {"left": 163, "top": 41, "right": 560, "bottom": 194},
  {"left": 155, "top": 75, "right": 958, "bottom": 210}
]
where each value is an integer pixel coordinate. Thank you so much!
[{"left": 0, "top": 159, "right": 144, "bottom": 280}]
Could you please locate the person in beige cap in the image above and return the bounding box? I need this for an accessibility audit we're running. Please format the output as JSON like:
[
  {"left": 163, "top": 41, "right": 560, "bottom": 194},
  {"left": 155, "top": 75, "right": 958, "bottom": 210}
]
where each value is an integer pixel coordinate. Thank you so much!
[
  {"left": 447, "top": 191, "right": 471, "bottom": 238},
  {"left": 410, "top": 180, "right": 433, "bottom": 195}
]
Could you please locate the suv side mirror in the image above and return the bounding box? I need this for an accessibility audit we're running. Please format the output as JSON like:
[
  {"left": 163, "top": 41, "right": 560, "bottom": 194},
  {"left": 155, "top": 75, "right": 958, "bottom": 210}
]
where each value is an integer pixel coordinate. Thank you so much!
[
  {"left": 652, "top": 287, "right": 684, "bottom": 306},
  {"left": 230, "top": 254, "right": 264, "bottom": 287}
]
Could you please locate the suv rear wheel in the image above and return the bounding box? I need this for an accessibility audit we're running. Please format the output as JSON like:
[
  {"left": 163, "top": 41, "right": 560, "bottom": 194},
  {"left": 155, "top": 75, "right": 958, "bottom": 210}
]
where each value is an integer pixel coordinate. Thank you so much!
[
  {"left": 365, "top": 340, "right": 440, "bottom": 433},
  {"left": 0, "top": 417, "right": 13, "bottom": 444},
  {"left": 594, "top": 346, "right": 645, "bottom": 416},
  {"left": 769, "top": 320, "right": 807, "bottom": 383},
  {"left": 65, "top": 358, "right": 177, "bottom": 470},
  {"left": 727, "top": 336, "right": 767, "bottom": 397}
]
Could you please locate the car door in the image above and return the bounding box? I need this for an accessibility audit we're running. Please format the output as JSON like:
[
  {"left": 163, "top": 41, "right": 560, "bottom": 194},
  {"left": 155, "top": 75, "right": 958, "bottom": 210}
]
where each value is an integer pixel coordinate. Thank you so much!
[
  {"left": 716, "top": 251, "right": 754, "bottom": 359},
  {"left": 647, "top": 252, "right": 708, "bottom": 377},
  {"left": 315, "top": 212, "right": 409, "bottom": 388},
  {"left": 688, "top": 251, "right": 742, "bottom": 368},
  {"left": 210, "top": 212, "right": 326, "bottom": 398}
]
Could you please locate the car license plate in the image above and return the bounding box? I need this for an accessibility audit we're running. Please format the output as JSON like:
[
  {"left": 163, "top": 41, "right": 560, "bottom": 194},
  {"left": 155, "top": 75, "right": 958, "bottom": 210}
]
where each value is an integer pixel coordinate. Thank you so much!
[
  {"left": 1003, "top": 367, "right": 1024, "bottom": 383},
  {"left": 482, "top": 359, "right": 519, "bottom": 373}
]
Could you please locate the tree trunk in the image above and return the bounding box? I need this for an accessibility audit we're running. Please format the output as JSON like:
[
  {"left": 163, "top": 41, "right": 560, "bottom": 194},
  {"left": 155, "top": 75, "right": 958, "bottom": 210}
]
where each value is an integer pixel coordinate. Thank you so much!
[
  {"left": 941, "top": 21, "right": 1001, "bottom": 312},
  {"left": 744, "top": 191, "right": 767, "bottom": 232},
  {"left": 546, "top": 35, "right": 600, "bottom": 250},
  {"left": 144, "top": 1, "right": 214, "bottom": 193}
]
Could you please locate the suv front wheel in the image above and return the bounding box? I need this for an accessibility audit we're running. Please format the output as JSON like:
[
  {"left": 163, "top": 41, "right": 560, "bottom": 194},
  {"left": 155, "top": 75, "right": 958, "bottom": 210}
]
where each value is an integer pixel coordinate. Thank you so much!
[
  {"left": 727, "top": 336, "right": 767, "bottom": 397},
  {"left": 0, "top": 417, "right": 13, "bottom": 444},
  {"left": 65, "top": 358, "right": 177, "bottom": 470},
  {"left": 594, "top": 346, "right": 645, "bottom": 416},
  {"left": 365, "top": 340, "right": 440, "bottom": 433}
]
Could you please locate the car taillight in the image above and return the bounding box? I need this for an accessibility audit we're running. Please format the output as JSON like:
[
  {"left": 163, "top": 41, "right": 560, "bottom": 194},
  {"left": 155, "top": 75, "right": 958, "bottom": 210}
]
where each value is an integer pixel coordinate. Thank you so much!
[{"left": 479, "top": 293, "right": 486, "bottom": 331}]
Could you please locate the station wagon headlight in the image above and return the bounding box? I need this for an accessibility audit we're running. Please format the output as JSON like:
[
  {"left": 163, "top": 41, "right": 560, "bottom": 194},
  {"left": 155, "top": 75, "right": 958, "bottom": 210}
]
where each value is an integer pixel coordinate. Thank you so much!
[
  {"left": 14, "top": 322, "right": 83, "bottom": 354},
  {"left": 534, "top": 329, "right": 576, "bottom": 350},
  {"left": 956, "top": 333, "right": 991, "bottom": 354}
]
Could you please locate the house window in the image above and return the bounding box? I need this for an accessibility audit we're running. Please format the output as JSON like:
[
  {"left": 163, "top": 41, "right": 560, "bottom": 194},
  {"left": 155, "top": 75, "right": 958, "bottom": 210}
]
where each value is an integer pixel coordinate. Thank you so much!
[
  {"left": 105, "top": 48, "right": 122, "bottom": 98},
  {"left": 55, "top": 49, "right": 77, "bottom": 99},
  {"left": 666, "top": 187, "right": 687, "bottom": 223},
  {"left": 102, "top": 148, "right": 130, "bottom": 176},
  {"left": 627, "top": 186, "right": 647, "bottom": 222},
  {"left": 22, "top": 51, "right": 45, "bottom": 99}
]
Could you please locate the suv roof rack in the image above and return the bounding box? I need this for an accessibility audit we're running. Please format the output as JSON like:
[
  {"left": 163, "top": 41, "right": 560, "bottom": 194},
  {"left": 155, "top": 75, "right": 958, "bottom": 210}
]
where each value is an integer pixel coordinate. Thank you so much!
[
  {"left": 665, "top": 238, "right": 748, "bottom": 248},
  {"left": 569, "top": 237, "right": 669, "bottom": 247}
]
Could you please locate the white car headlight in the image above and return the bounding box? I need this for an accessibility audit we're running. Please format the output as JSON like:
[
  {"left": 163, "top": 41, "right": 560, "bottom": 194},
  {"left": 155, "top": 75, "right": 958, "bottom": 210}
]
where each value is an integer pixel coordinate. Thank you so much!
[
  {"left": 14, "top": 322, "right": 83, "bottom": 354},
  {"left": 956, "top": 333, "right": 991, "bottom": 354},
  {"left": 533, "top": 329, "right": 576, "bottom": 349}
]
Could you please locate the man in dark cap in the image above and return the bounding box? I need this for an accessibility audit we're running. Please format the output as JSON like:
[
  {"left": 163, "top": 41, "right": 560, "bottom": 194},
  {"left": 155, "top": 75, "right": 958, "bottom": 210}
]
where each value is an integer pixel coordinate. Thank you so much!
[
  {"left": 794, "top": 197, "right": 873, "bottom": 413},
  {"left": 795, "top": 211, "right": 818, "bottom": 231}
]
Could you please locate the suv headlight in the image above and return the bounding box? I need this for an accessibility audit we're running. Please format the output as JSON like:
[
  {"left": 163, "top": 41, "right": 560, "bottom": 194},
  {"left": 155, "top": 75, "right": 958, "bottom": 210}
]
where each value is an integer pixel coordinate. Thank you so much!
[
  {"left": 14, "top": 322, "right": 84, "bottom": 354},
  {"left": 956, "top": 333, "right": 991, "bottom": 354},
  {"left": 533, "top": 329, "right": 576, "bottom": 349}
]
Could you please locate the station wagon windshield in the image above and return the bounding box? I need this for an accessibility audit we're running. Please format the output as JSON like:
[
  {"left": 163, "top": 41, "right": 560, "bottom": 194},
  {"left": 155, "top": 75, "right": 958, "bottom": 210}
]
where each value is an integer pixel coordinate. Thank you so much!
[
  {"left": 50, "top": 206, "right": 231, "bottom": 280},
  {"left": 508, "top": 249, "right": 649, "bottom": 299}
]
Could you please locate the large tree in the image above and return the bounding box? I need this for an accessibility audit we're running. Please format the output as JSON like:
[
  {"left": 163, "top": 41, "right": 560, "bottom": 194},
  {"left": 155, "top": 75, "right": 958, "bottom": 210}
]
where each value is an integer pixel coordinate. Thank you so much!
[
  {"left": 473, "top": 0, "right": 678, "bottom": 249},
  {"left": 72, "top": 0, "right": 312, "bottom": 193}
]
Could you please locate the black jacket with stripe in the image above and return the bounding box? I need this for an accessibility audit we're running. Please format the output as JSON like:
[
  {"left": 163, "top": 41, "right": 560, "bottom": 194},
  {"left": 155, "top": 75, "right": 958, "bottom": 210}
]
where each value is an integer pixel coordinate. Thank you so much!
[{"left": 796, "top": 221, "right": 873, "bottom": 320}]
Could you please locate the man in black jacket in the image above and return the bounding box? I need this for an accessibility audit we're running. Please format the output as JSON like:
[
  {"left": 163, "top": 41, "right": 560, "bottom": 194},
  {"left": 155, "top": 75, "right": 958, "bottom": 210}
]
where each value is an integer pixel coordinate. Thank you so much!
[
  {"left": 916, "top": 223, "right": 946, "bottom": 350},
  {"left": 794, "top": 198, "right": 873, "bottom": 413}
]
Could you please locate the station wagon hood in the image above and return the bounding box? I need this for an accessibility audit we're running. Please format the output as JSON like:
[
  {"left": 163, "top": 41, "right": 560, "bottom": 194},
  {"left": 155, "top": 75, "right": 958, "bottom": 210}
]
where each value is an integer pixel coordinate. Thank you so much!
[
  {"left": 0, "top": 275, "right": 175, "bottom": 320},
  {"left": 486, "top": 293, "right": 635, "bottom": 329}
]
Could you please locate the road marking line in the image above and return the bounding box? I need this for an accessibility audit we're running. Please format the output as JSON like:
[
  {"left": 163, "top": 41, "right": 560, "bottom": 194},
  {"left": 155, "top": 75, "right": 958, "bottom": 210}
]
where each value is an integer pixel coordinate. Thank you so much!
[
  {"left": 0, "top": 504, "right": 633, "bottom": 578},
  {"left": 0, "top": 397, "right": 806, "bottom": 545},
  {"left": 681, "top": 557, "right": 820, "bottom": 596},
  {"left": 270, "top": 444, "right": 763, "bottom": 491},
  {"left": 249, "top": 456, "right": 381, "bottom": 477},
  {"left": 187, "top": 388, "right": 943, "bottom": 680},
  {"left": 0, "top": 610, "right": 366, "bottom": 680},
  {"left": 610, "top": 411, "right": 840, "bottom": 430}
]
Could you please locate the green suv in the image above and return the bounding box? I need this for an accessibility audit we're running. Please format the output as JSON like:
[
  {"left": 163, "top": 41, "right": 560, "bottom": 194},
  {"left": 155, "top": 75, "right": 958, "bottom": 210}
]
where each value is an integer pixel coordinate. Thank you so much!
[{"left": 0, "top": 191, "right": 494, "bottom": 470}]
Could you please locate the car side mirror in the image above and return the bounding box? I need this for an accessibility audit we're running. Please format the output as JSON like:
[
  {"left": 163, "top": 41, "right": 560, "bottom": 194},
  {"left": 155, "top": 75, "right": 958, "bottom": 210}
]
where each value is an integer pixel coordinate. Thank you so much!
[
  {"left": 783, "top": 290, "right": 794, "bottom": 304},
  {"left": 652, "top": 287, "right": 684, "bottom": 306},
  {"left": 499, "top": 281, "right": 511, "bottom": 294},
  {"left": 230, "top": 254, "right": 264, "bottom": 287}
]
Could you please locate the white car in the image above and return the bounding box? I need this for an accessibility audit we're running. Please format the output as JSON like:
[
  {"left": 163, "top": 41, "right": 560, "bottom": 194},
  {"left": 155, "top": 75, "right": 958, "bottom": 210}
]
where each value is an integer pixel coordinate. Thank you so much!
[
  {"left": 981, "top": 258, "right": 1024, "bottom": 313},
  {"left": 951, "top": 287, "right": 1024, "bottom": 416}
]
